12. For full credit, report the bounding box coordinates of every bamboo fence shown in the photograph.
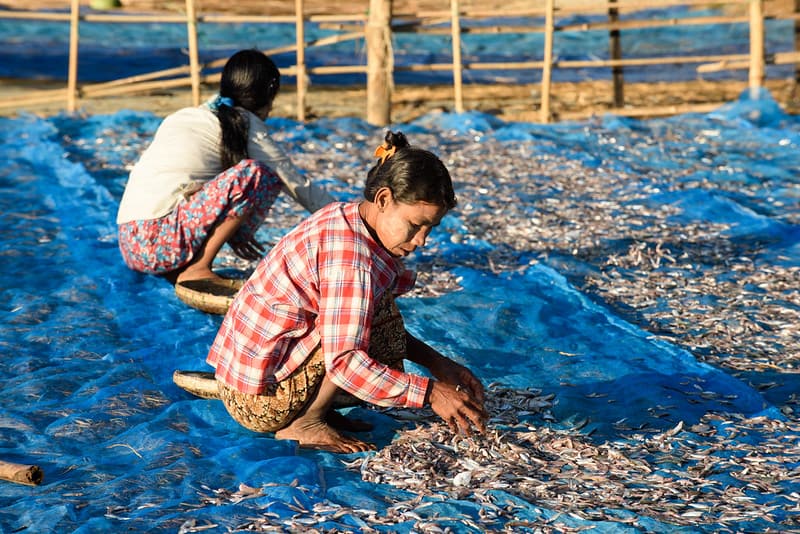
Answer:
[0,0,795,124]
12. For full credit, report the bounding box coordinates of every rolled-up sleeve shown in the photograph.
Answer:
[247,117,335,212]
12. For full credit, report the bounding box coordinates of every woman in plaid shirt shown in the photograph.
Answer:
[207,131,487,453]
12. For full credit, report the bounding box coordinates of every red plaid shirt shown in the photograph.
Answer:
[207,202,429,408]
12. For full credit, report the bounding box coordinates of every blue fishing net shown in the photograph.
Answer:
[1,86,798,532]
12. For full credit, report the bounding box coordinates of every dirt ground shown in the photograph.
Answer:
[2,0,800,122]
[4,76,800,125]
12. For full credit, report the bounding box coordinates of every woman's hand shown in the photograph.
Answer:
[405,333,487,435]
[428,356,486,407]
[427,379,487,436]
[229,236,265,261]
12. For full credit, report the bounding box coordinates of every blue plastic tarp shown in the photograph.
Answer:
[0,84,799,532]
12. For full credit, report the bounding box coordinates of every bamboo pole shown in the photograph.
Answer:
[81,76,202,98]
[202,13,366,23]
[81,64,373,100]
[393,13,752,37]
[307,65,369,75]
[558,101,724,121]
[84,30,364,95]
[366,0,393,126]
[696,57,750,73]
[74,48,768,102]
[0,10,367,24]
[396,52,751,74]
[395,0,751,19]
[185,0,201,106]
[451,0,464,113]
[86,65,193,90]
[397,61,544,71]
[67,0,80,112]
[540,0,554,123]
[405,8,548,18]
[82,14,186,22]
[749,0,765,97]
[796,0,800,89]
[556,14,750,33]
[0,90,71,110]
[9,33,368,108]
[697,50,800,73]
[296,0,307,122]
[398,53,751,75]
[609,0,624,108]
[0,11,72,20]
[556,53,744,68]
[0,7,761,33]
[0,0,757,23]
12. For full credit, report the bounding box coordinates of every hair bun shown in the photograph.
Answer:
[384,130,409,150]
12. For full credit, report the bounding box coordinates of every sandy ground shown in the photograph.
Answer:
[3,76,800,124]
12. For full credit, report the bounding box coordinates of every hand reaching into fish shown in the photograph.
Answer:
[426,379,488,436]
[424,358,488,436]
[406,332,488,435]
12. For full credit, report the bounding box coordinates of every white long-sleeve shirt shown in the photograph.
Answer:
[116,105,334,224]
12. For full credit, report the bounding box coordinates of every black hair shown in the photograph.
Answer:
[364,131,457,210]
[215,49,282,169]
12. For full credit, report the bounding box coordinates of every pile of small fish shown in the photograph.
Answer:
[192,384,799,532]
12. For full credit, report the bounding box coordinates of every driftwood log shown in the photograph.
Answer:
[0,460,43,486]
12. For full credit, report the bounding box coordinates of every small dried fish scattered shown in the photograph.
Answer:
[198,385,800,531]
[169,125,798,531]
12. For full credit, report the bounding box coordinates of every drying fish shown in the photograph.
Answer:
[183,127,798,532]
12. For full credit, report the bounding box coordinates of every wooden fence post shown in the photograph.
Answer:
[366,0,392,126]
[67,0,80,112]
[609,0,624,108]
[296,0,307,121]
[795,0,800,90]
[749,0,765,97]
[451,0,464,113]
[540,0,554,123]
[185,0,201,106]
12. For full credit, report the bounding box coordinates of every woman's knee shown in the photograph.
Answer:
[230,159,281,193]
[234,159,275,178]
[233,158,267,173]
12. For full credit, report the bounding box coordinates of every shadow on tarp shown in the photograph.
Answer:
[400,265,769,441]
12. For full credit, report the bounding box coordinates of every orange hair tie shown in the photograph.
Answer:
[374,144,396,165]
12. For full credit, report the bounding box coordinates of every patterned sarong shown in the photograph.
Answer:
[118,159,281,274]
[218,292,408,432]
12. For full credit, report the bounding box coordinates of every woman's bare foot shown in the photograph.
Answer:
[176,266,224,285]
[326,410,374,432]
[275,417,375,453]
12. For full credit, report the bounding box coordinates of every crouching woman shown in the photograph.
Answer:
[206,131,487,453]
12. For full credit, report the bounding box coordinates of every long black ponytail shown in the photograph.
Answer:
[214,49,281,170]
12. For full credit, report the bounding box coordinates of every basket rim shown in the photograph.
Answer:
[174,277,244,314]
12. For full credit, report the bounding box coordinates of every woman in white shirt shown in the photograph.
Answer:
[117,49,333,285]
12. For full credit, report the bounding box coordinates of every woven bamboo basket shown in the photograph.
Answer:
[172,370,220,399]
[174,278,245,314]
